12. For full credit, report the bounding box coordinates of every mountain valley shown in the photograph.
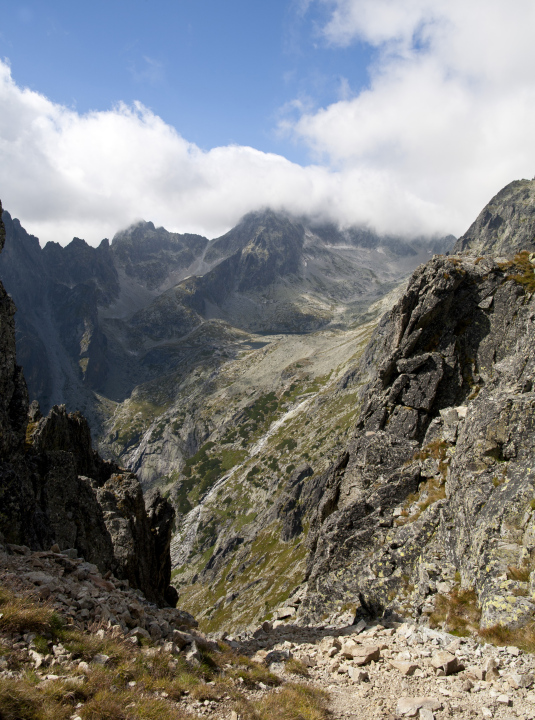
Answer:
[3,179,535,720]
[3,179,535,651]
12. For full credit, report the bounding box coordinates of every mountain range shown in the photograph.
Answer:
[3,177,535,636]
[0,208,453,485]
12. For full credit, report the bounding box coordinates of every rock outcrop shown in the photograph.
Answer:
[0,201,176,606]
[301,247,535,632]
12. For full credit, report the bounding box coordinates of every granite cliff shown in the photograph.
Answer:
[302,248,535,632]
[295,179,535,630]
[0,201,176,606]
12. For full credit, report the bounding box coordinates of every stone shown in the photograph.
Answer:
[345,644,381,666]
[466,666,485,681]
[340,639,359,657]
[159,642,174,654]
[91,654,109,665]
[481,708,493,719]
[185,641,201,666]
[483,657,499,681]
[348,667,369,683]
[497,694,511,706]
[419,710,434,720]
[430,651,461,675]
[389,660,419,676]
[130,626,150,641]
[396,697,442,717]
[264,649,292,664]
[29,650,44,668]
[276,606,296,620]
[172,629,196,648]
[445,639,461,653]
[148,622,162,640]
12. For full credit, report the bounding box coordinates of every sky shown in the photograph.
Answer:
[1,0,535,246]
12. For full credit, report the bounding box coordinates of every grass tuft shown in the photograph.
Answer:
[285,659,310,677]
[0,587,63,635]
[430,588,481,636]
[499,250,535,293]
[507,565,531,583]
[479,622,535,653]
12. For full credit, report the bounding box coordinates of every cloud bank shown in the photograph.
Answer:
[289,0,535,223]
[1,0,535,246]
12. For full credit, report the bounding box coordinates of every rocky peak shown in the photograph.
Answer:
[42,234,120,305]
[454,178,535,255]
[204,209,304,266]
[0,202,176,606]
[111,221,209,291]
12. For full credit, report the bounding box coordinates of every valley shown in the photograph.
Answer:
[3,179,535,720]
[0,206,452,631]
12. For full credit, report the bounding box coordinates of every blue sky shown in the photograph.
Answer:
[0,1,372,164]
[1,1,535,246]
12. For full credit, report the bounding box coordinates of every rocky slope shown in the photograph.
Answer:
[301,249,535,630]
[168,179,535,642]
[4,540,535,720]
[0,201,176,607]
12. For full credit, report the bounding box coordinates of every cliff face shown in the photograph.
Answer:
[301,249,535,632]
[0,201,176,606]
[0,204,29,460]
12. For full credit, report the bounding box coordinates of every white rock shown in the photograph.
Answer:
[396,697,442,717]
[389,660,419,676]
[276,607,296,620]
[348,667,369,683]
[419,710,434,720]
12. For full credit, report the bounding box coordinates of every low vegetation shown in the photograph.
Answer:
[0,583,329,720]
[0,586,63,635]
[234,683,329,720]
[500,250,535,293]
[430,582,535,653]
[430,587,481,636]
[479,623,535,654]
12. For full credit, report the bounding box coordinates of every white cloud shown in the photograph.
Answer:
[2,0,535,252]
[0,58,454,245]
[285,0,535,229]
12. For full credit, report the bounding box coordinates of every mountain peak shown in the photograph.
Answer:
[454,178,535,256]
